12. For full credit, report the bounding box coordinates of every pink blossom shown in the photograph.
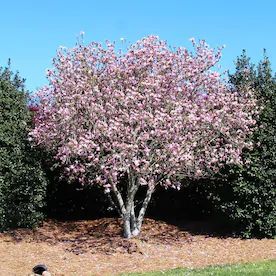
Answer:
[30,36,257,237]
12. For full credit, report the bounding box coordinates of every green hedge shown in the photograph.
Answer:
[0,63,47,230]
[207,51,276,238]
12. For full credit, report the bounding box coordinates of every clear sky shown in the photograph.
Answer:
[0,0,275,92]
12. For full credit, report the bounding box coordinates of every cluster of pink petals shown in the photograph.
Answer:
[30,36,257,190]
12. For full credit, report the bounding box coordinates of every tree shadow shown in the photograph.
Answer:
[150,215,234,238]
[0,217,195,255]
[1,182,236,255]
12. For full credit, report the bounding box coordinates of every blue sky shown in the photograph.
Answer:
[0,0,275,92]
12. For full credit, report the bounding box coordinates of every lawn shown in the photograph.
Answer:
[122,260,276,275]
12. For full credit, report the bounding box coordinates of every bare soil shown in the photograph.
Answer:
[0,218,275,275]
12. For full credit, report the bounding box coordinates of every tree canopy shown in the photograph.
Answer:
[31,36,257,237]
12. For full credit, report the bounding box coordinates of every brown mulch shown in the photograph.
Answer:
[0,218,275,275]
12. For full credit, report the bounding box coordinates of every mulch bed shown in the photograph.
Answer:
[0,218,275,275]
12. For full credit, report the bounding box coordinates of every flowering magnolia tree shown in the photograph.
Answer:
[31,36,256,238]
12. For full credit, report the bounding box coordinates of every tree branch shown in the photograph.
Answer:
[111,183,126,215]
[137,185,154,231]
[106,191,123,218]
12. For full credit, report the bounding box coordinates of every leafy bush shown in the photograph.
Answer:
[208,51,276,238]
[0,63,47,230]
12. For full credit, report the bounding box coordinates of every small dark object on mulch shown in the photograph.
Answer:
[33,264,48,275]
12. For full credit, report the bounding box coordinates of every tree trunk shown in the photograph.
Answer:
[110,174,155,238]
[123,206,139,238]
[136,186,154,232]
[130,201,138,234]
[123,213,132,238]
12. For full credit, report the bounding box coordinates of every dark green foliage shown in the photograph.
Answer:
[0,62,47,230]
[209,51,276,238]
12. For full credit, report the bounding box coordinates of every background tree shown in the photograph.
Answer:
[209,51,276,237]
[0,62,47,230]
[31,36,256,238]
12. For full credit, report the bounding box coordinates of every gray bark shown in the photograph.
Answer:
[123,213,132,238]
[125,171,139,237]
[110,173,154,238]
[106,192,122,217]
[130,202,137,231]
[136,186,154,231]
[111,183,126,214]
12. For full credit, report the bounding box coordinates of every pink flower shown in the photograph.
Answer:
[30,35,256,189]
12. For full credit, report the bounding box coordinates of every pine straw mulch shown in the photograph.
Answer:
[0,218,275,275]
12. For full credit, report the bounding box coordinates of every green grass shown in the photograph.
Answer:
[120,260,276,276]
